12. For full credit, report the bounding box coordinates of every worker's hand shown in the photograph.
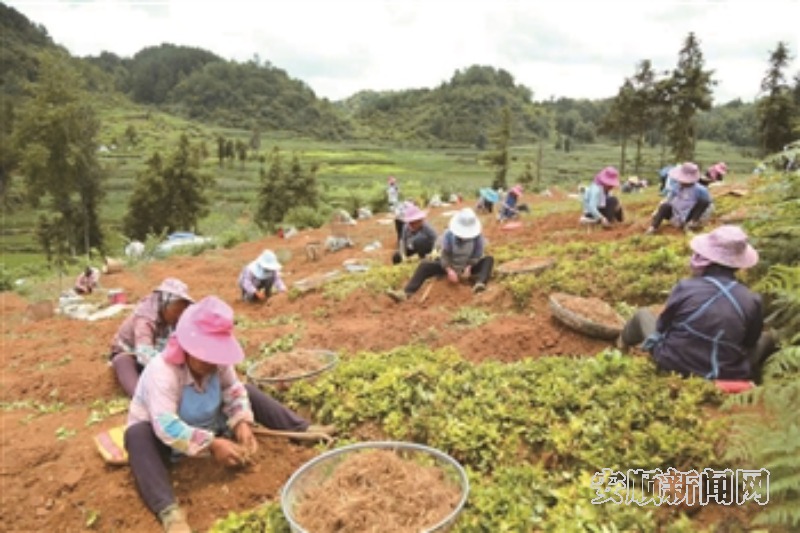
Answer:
[234,421,258,457]
[600,217,610,227]
[255,289,266,301]
[446,268,459,284]
[460,265,472,280]
[209,436,245,467]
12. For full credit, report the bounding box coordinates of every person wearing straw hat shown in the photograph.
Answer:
[125,296,335,533]
[701,161,728,186]
[238,249,286,303]
[392,204,438,264]
[475,187,499,214]
[497,184,523,223]
[580,166,624,227]
[645,162,712,235]
[387,207,494,301]
[110,278,194,398]
[618,225,775,381]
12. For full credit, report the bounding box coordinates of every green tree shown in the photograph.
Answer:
[603,80,636,175]
[757,42,797,155]
[666,33,715,161]
[255,147,288,230]
[217,136,225,167]
[123,136,213,239]
[629,60,658,174]
[486,106,511,189]
[235,139,247,170]
[11,51,105,255]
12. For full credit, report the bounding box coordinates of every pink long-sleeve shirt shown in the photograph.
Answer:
[127,356,253,456]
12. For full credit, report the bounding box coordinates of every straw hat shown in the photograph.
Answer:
[690,225,759,270]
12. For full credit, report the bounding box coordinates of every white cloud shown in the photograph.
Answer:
[7,0,800,102]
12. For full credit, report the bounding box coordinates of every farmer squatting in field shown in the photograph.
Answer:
[580,166,624,227]
[238,249,287,303]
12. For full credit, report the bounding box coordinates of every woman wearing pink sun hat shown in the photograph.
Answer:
[580,166,624,227]
[646,162,713,234]
[109,278,194,397]
[125,296,335,532]
[392,203,438,264]
[619,225,775,382]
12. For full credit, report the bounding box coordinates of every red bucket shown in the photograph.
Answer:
[108,289,127,305]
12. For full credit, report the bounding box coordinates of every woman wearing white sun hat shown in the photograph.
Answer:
[237,249,286,302]
[387,207,494,301]
[619,225,775,381]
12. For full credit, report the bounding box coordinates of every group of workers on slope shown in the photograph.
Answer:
[102,158,765,531]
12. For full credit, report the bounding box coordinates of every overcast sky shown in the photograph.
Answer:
[7,0,800,103]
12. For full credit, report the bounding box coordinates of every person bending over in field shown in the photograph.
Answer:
[392,204,438,264]
[580,166,623,227]
[238,249,286,303]
[646,162,712,234]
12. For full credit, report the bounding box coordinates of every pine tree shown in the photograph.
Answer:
[757,42,797,155]
[123,136,213,239]
[665,33,715,161]
[485,106,511,190]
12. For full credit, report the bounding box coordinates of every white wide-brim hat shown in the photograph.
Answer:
[448,208,482,239]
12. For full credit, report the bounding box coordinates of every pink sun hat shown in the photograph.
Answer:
[713,162,728,175]
[403,204,428,223]
[669,162,700,184]
[169,296,244,365]
[690,225,759,270]
[509,184,523,196]
[593,166,620,187]
[156,277,194,302]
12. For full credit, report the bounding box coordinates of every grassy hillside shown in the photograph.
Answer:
[0,89,759,271]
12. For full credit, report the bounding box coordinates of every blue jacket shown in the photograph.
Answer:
[652,267,763,380]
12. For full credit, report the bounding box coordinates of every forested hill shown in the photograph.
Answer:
[338,66,548,145]
[85,44,355,140]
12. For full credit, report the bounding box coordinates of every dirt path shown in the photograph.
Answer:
[0,190,664,532]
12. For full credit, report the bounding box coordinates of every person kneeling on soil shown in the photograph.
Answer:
[238,249,286,303]
[497,184,523,223]
[387,207,494,301]
[125,296,335,533]
[74,266,101,295]
[580,166,623,227]
[392,204,437,264]
[110,278,194,398]
[646,162,712,235]
[619,225,775,381]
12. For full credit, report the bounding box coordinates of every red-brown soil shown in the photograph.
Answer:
[0,192,677,532]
